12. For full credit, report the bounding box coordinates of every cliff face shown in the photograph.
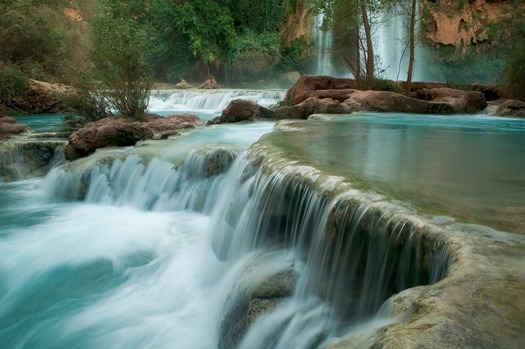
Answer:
[420,0,521,49]
[280,0,313,48]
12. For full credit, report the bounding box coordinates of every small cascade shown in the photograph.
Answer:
[0,136,66,182]
[211,154,450,348]
[42,145,241,213]
[149,90,285,120]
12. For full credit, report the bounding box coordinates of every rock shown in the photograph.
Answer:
[490,99,525,118]
[11,79,73,113]
[344,90,431,114]
[209,99,263,124]
[199,76,220,89]
[208,99,286,124]
[175,79,194,89]
[283,75,358,106]
[415,87,488,113]
[0,106,30,141]
[420,0,515,49]
[219,269,296,349]
[65,114,204,161]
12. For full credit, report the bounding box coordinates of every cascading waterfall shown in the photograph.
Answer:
[149,90,286,121]
[313,8,430,81]
[1,124,450,348]
[211,154,450,348]
[314,13,335,77]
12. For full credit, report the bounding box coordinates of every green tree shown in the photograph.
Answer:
[90,0,153,120]
[313,0,392,88]
[0,0,90,109]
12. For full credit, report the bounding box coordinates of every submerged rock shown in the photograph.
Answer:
[65,114,204,161]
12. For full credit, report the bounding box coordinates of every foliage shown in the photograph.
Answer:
[0,62,28,109]
[229,0,288,33]
[61,73,110,130]
[226,31,280,82]
[0,0,91,109]
[89,0,153,120]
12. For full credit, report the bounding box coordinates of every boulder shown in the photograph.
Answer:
[208,99,263,125]
[414,87,488,113]
[0,106,30,141]
[65,114,204,161]
[11,79,73,113]
[283,75,358,106]
[199,76,220,89]
[490,99,525,118]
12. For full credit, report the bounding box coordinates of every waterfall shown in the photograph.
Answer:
[149,90,286,121]
[23,135,450,349]
[0,137,66,182]
[312,8,430,81]
[211,153,450,348]
[314,13,335,77]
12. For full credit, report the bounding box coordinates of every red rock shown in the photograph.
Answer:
[0,105,30,141]
[65,114,204,160]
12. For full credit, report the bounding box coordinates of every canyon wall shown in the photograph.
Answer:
[420,0,522,50]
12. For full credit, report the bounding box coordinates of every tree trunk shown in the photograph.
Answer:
[406,0,417,92]
[360,1,374,89]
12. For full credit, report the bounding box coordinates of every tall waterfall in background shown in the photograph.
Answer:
[313,10,431,81]
[314,13,335,77]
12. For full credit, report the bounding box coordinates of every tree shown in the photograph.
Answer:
[90,0,153,120]
[314,0,393,89]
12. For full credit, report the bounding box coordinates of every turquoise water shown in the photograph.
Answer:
[271,113,525,233]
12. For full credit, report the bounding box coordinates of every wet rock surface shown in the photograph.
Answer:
[0,133,67,181]
[490,99,525,118]
[219,269,296,349]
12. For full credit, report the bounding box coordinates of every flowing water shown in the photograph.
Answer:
[6,91,509,348]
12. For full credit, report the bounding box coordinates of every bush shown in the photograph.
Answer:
[226,31,280,82]
[0,63,29,110]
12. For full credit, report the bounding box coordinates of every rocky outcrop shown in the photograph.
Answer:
[283,75,358,106]
[488,99,525,118]
[65,114,204,161]
[414,87,488,113]
[420,0,519,49]
[216,76,489,122]
[281,0,312,48]
[11,79,73,114]
[0,106,30,141]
